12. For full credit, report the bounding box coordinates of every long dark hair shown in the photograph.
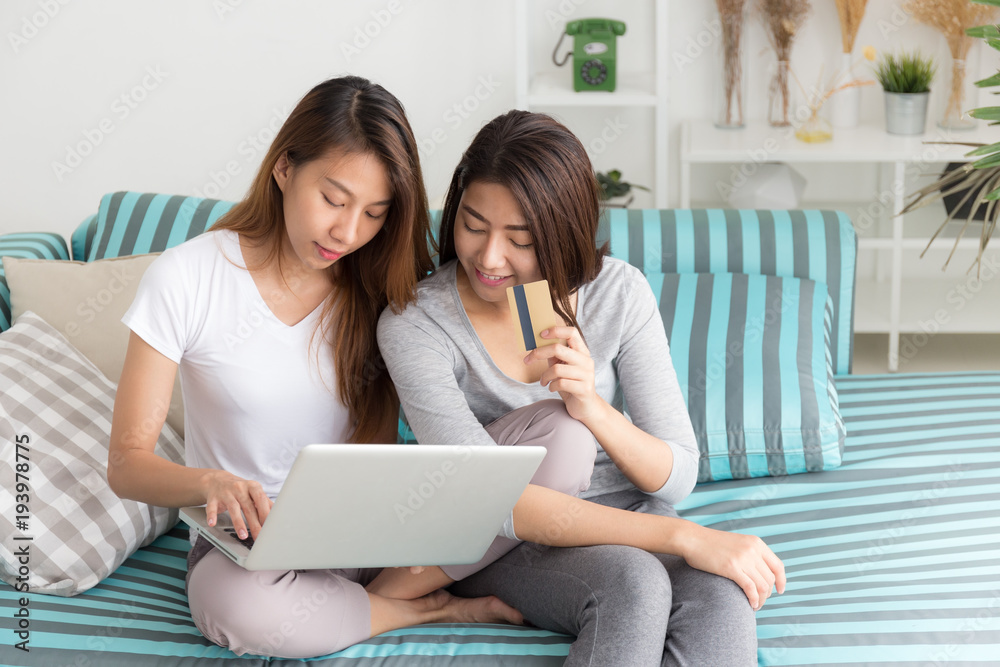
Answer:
[437,110,607,332]
[213,76,433,443]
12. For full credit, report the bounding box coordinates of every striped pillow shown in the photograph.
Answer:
[653,272,845,483]
[83,192,235,261]
[598,209,857,375]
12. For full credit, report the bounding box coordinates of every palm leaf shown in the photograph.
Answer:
[938,172,998,270]
[969,106,1000,121]
[965,140,1000,156]
[971,151,1000,168]
[967,24,1000,39]
[902,161,1000,275]
[975,72,1000,88]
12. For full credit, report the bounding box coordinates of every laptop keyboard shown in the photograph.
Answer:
[223,527,255,550]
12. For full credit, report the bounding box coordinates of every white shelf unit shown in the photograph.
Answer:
[514,0,669,207]
[680,118,1000,372]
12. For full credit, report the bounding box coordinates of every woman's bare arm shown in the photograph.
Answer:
[368,484,785,610]
[108,332,272,539]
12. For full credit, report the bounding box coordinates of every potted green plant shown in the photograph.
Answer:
[873,50,936,135]
[596,169,650,207]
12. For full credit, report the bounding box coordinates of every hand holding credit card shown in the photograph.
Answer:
[506,280,565,352]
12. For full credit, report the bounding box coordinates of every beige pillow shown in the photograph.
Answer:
[5,255,184,439]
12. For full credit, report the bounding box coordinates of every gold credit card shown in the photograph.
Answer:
[506,280,561,352]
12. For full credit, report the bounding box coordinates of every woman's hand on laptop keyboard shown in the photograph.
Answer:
[200,469,274,540]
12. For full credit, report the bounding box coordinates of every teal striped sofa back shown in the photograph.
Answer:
[70,192,442,262]
[8,195,858,376]
[73,192,236,261]
[0,233,70,331]
[597,209,856,375]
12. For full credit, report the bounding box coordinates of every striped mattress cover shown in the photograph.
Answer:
[2,372,998,666]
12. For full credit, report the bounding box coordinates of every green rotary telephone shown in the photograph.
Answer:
[552,18,626,92]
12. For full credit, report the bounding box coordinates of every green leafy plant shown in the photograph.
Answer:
[902,0,1000,274]
[873,50,936,93]
[595,169,650,203]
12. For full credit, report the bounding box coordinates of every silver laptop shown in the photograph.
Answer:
[179,444,545,571]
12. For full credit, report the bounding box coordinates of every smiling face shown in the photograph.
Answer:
[453,180,542,309]
[272,149,392,274]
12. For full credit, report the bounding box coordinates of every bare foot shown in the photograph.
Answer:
[421,589,524,626]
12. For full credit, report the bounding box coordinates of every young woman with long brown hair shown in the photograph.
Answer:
[107,76,524,659]
[376,110,786,666]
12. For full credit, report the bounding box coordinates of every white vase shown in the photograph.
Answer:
[828,53,861,128]
[767,60,795,127]
[937,52,979,131]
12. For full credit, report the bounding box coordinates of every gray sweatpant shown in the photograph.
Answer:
[184,399,596,658]
[447,403,758,667]
[450,489,759,667]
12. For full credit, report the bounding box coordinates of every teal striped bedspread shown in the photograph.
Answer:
[2,372,998,666]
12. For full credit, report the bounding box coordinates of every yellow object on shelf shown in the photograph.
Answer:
[795,127,833,143]
[796,115,833,143]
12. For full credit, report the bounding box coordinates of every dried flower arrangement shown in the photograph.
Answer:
[903,0,999,128]
[834,0,868,54]
[757,0,812,126]
[716,0,749,127]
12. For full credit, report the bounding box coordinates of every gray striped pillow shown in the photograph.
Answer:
[597,208,857,375]
[0,311,183,596]
[654,272,845,482]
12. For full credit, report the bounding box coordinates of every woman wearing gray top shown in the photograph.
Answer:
[374,111,785,666]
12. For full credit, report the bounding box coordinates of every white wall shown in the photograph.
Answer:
[2,0,996,239]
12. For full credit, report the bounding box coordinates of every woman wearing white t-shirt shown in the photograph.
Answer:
[106,76,526,658]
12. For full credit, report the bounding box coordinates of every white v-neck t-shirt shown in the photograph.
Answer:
[122,230,352,500]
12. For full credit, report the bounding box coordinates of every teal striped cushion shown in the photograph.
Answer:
[678,371,1000,665]
[84,192,236,261]
[0,232,70,331]
[70,214,97,261]
[598,209,857,376]
[655,272,845,482]
[75,195,431,263]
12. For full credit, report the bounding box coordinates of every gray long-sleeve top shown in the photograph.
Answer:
[377,258,699,523]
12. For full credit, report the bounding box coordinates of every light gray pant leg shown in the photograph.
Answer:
[449,541,671,667]
[440,399,596,581]
[186,545,378,658]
